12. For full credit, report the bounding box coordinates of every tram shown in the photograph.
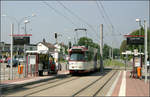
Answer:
[68,46,100,73]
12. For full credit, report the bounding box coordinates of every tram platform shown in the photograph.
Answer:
[111,70,149,96]
[0,70,69,93]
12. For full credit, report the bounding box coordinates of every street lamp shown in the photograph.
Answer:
[136,18,148,83]
[144,20,148,83]
[136,18,142,67]
[23,19,30,77]
[2,14,36,34]
[24,20,30,34]
[136,18,141,22]
[68,37,71,49]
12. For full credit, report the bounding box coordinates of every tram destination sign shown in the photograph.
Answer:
[127,37,144,45]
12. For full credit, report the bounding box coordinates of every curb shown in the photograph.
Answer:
[0,73,70,93]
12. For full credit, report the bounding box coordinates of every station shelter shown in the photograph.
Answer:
[25,42,56,76]
[122,50,144,79]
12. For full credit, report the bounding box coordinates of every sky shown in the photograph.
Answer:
[1,0,149,48]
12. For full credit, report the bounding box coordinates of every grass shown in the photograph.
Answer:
[104,59,125,67]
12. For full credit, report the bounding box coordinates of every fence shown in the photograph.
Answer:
[0,63,25,80]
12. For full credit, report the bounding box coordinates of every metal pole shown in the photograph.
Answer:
[25,23,27,34]
[111,26,113,60]
[0,23,2,42]
[86,31,87,38]
[24,22,27,77]
[144,20,147,83]
[76,31,78,45]
[18,23,20,34]
[100,24,103,57]
[112,47,113,60]
[100,24,104,72]
[139,22,142,69]
[74,37,76,45]
[139,21,142,53]
[109,48,111,59]
[125,54,127,71]
[24,44,26,77]
[10,23,14,80]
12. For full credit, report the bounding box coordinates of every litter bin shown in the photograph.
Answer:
[137,67,141,79]
[18,64,23,74]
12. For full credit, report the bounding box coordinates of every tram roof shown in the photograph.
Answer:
[70,46,88,52]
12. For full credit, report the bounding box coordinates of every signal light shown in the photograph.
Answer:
[55,33,57,39]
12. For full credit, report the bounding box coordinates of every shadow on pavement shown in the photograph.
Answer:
[1,75,69,95]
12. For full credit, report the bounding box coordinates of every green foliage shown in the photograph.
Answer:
[103,44,111,59]
[77,37,99,48]
[120,27,150,59]
[113,48,120,59]
[78,37,120,60]
[78,37,93,47]
[104,59,125,67]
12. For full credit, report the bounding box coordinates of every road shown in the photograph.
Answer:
[2,68,120,96]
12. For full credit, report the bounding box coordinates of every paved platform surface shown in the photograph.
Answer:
[0,70,149,96]
[111,70,150,96]
[0,70,69,93]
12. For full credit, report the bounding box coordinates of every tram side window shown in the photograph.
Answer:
[87,52,93,61]
[85,52,88,61]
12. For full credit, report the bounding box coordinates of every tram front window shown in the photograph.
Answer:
[70,53,84,61]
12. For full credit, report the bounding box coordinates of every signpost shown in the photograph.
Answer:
[11,34,32,78]
[13,37,30,45]
[127,37,144,45]
[125,35,144,45]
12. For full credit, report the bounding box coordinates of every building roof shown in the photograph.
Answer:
[39,42,56,49]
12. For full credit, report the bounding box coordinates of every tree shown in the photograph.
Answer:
[113,48,120,59]
[103,44,111,59]
[78,37,94,47]
[120,27,150,59]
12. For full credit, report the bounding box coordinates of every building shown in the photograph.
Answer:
[54,42,67,61]
[37,42,55,53]
[0,41,37,57]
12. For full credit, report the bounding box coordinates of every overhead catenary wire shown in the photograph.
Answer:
[96,1,122,48]
[101,2,123,48]
[95,1,111,32]
[57,1,100,42]
[95,1,113,47]
[98,1,122,37]
[42,1,79,28]
[42,1,100,44]
[98,1,114,29]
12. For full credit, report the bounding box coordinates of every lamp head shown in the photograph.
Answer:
[31,13,36,17]
[136,18,141,22]
[24,20,30,23]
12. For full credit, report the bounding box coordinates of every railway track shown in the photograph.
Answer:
[23,71,105,96]
[3,75,82,96]
[3,67,119,96]
[72,70,118,97]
